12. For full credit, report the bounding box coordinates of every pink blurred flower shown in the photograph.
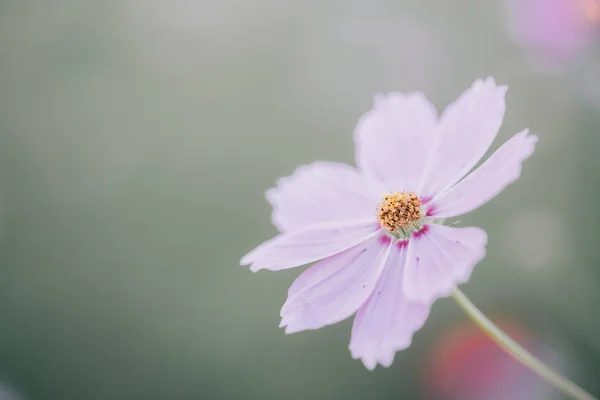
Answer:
[424,318,562,400]
[508,0,600,66]
[241,78,537,369]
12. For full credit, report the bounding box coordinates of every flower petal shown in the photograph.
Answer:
[241,220,380,272]
[429,130,538,218]
[354,92,438,192]
[419,78,507,198]
[403,225,487,302]
[267,162,386,232]
[349,240,431,370]
[280,235,392,334]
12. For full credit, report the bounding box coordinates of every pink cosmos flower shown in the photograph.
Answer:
[507,0,600,66]
[241,78,538,370]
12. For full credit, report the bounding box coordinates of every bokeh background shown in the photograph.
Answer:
[0,1,599,399]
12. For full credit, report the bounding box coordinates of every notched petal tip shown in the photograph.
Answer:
[248,264,262,273]
[349,349,378,370]
[239,239,271,270]
[356,87,438,191]
[240,251,255,267]
[481,76,507,90]
[351,339,413,371]
[521,130,539,153]
[279,316,302,334]
[363,361,377,371]
[471,77,508,97]
[264,186,277,205]
[240,253,265,272]
[283,325,302,335]
[372,92,386,106]
[370,91,437,118]
[520,128,538,142]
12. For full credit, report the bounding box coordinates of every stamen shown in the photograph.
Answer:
[377,192,423,232]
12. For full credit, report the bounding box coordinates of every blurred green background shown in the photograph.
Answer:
[0,0,598,399]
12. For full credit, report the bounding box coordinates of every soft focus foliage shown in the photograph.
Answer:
[0,0,599,399]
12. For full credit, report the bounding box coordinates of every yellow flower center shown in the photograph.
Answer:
[376,192,423,232]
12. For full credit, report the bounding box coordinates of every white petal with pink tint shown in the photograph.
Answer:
[240,220,380,272]
[267,162,386,232]
[354,92,438,192]
[280,235,392,334]
[350,241,431,370]
[430,130,538,218]
[420,78,507,198]
[403,225,487,302]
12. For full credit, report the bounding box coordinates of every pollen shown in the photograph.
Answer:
[377,192,423,232]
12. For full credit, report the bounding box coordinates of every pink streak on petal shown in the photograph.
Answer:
[378,235,392,246]
[267,161,386,232]
[349,241,431,370]
[413,224,429,239]
[403,225,487,302]
[279,234,392,334]
[396,240,408,249]
[354,92,438,192]
[425,206,437,217]
[430,130,538,218]
[507,0,593,65]
[241,220,380,272]
[419,78,507,198]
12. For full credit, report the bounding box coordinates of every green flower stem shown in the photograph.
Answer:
[451,288,596,400]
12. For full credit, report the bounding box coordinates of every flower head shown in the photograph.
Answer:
[507,0,600,67]
[241,78,538,369]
